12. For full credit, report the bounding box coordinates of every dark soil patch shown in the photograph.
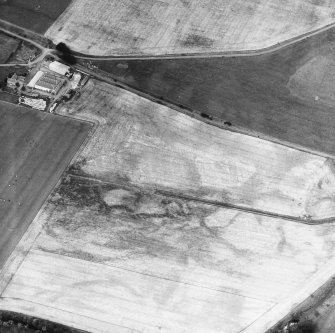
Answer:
[0,101,91,268]
[46,173,231,268]
[0,32,20,63]
[179,33,214,48]
[91,26,335,156]
[0,310,88,332]
[0,91,19,103]
[0,0,71,34]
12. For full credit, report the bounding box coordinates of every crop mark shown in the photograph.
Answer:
[180,34,214,48]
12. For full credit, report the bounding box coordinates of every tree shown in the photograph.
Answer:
[55,42,76,65]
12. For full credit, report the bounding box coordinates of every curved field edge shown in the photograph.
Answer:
[45,0,335,56]
[98,24,335,163]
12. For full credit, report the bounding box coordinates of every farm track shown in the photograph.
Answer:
[2,18,335,333]
[3,21,335,162]
[67,174,335,225]
[2,17,335,62]
[3,21,335,224]
[73,63,335,162]
[0,22,52,67]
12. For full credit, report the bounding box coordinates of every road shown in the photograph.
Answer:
[2,17,335,62]
[73,19,335,60]
[3,19,335,226]
[0,22,52,67]
[2,17,335,333]
[3,19,335,162]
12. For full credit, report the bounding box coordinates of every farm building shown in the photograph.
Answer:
[7,73,25,89]
[19,96,46,111]
[49,61,70,76]
[70,73,81,89]
[27,70,64,95]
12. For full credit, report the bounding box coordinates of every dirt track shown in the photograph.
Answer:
[96,25,335,158]
[0,101,91,268]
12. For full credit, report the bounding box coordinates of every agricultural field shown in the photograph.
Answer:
[45,0,335,56]
[6,41,41,64]
[0,31,20,63]
[0,91,18,104]
[268,275,335,332]
[98,24,335,158]
[3,179,335,333]
[2,85,335,332]
[0,101,91,268]
[55,79,335,220]
[0,0,71,34]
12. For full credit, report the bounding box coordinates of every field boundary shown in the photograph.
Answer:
[0,102,96,296]
[3,15,335,60]
[242,256,335,333]
[74,65,335,162]
[0,296,134,333]
[67,173,335,225]
[72,20,335,59]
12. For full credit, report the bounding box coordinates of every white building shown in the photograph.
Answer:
[70,73,81,89]
[27,70,63,95]
[27,71,44,89]
[49,61,70,76]
[19,96,46,111]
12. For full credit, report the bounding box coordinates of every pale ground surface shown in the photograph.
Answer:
[288,52,335,107]
[45,0,335,56]
[3,81,335,333]
[56,80,335,219]
[0,177,335,333]
[2,174,335,333]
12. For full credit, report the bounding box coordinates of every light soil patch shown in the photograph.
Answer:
[2,84,335,333]
[45,0,335,56]
[288,52,335,107]
[57,79,335,219]
[2,179,335,333]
